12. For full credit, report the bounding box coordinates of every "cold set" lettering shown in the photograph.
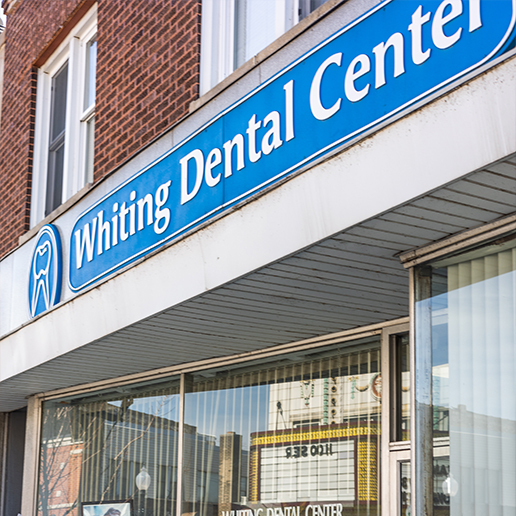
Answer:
[309,0,482,119]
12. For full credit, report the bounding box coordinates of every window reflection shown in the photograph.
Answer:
[419,238,516,515]
[37,338,385,516]
[394,334,410,442]
[400,462,410,516]
[85,37,97,111]
[37,382,180,516]
[184,338,382,516]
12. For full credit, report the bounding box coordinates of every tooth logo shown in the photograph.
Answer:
[28,225,63,318]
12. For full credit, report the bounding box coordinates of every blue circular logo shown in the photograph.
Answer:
[28,224,63,318]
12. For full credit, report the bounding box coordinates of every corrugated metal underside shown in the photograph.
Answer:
[2,156,515,410]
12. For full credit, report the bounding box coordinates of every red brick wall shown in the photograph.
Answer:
[0,0,202,259]
[0,0,83,258]
[94,0,202,180]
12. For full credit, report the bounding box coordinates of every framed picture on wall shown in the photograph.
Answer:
[81,501,132,516]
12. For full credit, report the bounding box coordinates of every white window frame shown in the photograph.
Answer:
[31,4,97,227]
[200,0,301,96]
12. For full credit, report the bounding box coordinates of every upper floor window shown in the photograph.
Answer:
[200,0,329,95]
[31,5,97,225]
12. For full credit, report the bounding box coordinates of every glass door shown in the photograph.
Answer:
[389,449,411,516]
[381,326,411,516]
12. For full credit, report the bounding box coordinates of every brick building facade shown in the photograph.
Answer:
[0,0,201,258]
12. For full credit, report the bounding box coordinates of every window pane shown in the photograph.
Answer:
[400,461,411,516]
[396,334,410,442]
[234,0,331,69]
[85,116,95,183]
[50,62,68,143]
[235,0,277,68]
[85,37,97,110]
[299,0,329,20]
[46,61,68,215]
[45,139,65,215]
[202,0,330,94]
[37,380,180,516]
[183,338,382,516]
[416,238,516,515]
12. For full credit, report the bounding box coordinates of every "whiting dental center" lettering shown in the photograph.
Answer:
[220,504,344,516]
[179,0,482,205]
[74,180,171,269]
[180,81,294,205]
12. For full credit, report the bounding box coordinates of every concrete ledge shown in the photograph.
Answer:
[18,183,93,246]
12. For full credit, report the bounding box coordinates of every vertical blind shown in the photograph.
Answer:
[444,246,516,515]
[38,382,180,516]
[183,341,382,516]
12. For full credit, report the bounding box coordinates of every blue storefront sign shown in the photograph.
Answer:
[69,0,516,291]
[29,225,63,317]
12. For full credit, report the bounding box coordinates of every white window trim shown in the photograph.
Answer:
[200,0,301,96]
[31,4,97,227]
[200,0,235,96]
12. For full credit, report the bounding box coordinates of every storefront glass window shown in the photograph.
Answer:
[37,380,180,516]
[36,338,384,516]
[415,237,516,515]
[183,337,382,516]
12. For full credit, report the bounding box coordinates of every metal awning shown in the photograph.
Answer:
[1,154,514,411]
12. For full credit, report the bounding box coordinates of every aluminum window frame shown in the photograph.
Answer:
[380,321,411,516]
[22,317,409,515]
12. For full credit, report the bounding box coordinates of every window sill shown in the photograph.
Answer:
[19,182,93,246]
